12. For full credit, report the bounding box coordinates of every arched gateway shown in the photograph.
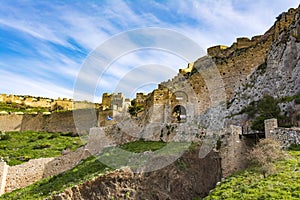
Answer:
[172,105,187,123]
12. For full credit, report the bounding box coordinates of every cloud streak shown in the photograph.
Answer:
[0,0,298,100]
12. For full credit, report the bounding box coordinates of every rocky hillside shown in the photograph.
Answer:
[52,146,221,200]
[228,6,300,129]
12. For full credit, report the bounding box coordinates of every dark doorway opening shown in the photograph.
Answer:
[172,105,187,123]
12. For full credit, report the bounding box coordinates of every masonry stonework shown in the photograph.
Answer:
[264,118,278,138]
[220,125,253,178]
[0,162,8,195]
[4,158,54,193]
[265,118,300,148]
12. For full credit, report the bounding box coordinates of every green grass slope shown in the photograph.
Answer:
[0,141,174,199]
[0,131,83,165]
[204,149,300,200]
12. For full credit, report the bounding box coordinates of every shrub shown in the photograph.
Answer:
[60,132,77,137]
[257,62,267,75]
[288,144,300,151]
[33,143,51,149]
[248,95,281,131]
[0,134,10,141]
[248,138,286,177]
[37,135,45,139]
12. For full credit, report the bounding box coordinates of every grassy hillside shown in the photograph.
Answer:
[0,131,84,165]
[204,148,300,200]
[0,156,109,200]
[0,141,173,199]
[3,140,298,199]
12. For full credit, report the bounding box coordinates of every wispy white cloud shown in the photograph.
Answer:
[0,69,74,98]
[0,0,298,100]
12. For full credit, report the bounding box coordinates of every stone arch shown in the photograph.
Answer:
[172,91,189,104]
[172,105,187,123]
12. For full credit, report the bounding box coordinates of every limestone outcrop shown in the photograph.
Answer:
[228,6,300,127]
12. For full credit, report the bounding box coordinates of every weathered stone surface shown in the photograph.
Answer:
[227,7,300,126]
[0,109,98,134]
[52,148,221,200]
[4,158,54,193]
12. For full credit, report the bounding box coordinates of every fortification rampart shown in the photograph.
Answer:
[145,6,299,120]
[207,8,296,59]
[0,110,99,134]
[0,94,99,111]
[0,114,23,132]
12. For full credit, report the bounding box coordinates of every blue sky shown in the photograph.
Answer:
[0,0,298,102]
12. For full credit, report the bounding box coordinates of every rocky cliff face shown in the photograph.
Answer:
[228,6,300,126]
[52,148,221,200]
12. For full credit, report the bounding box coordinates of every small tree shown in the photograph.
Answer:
[248,138,286,177]
[250,95,281,131]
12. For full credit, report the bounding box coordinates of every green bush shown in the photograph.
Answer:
[279,124,293,128]
[288,144,300,151]
[249,95,281,131]
[0,134,10,141]
[128,99,144,117]
[257,62,267,75]
[33,143,51,149]
[37,135,45,139]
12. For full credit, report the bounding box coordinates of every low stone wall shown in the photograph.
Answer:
[42,147,90,178]
[270,127,300,148]
[4,158,54,193]
[0,162,8,195]
[265,118,300,148]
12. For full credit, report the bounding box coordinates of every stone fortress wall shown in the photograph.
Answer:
[0,7,297,129]
[1,3,296,128]
[138,6,298,124]
[3,158,54,194]
[0,6,299,196]
[0,110,98,134]
[101,92,131,111]
[0,94,98,112]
